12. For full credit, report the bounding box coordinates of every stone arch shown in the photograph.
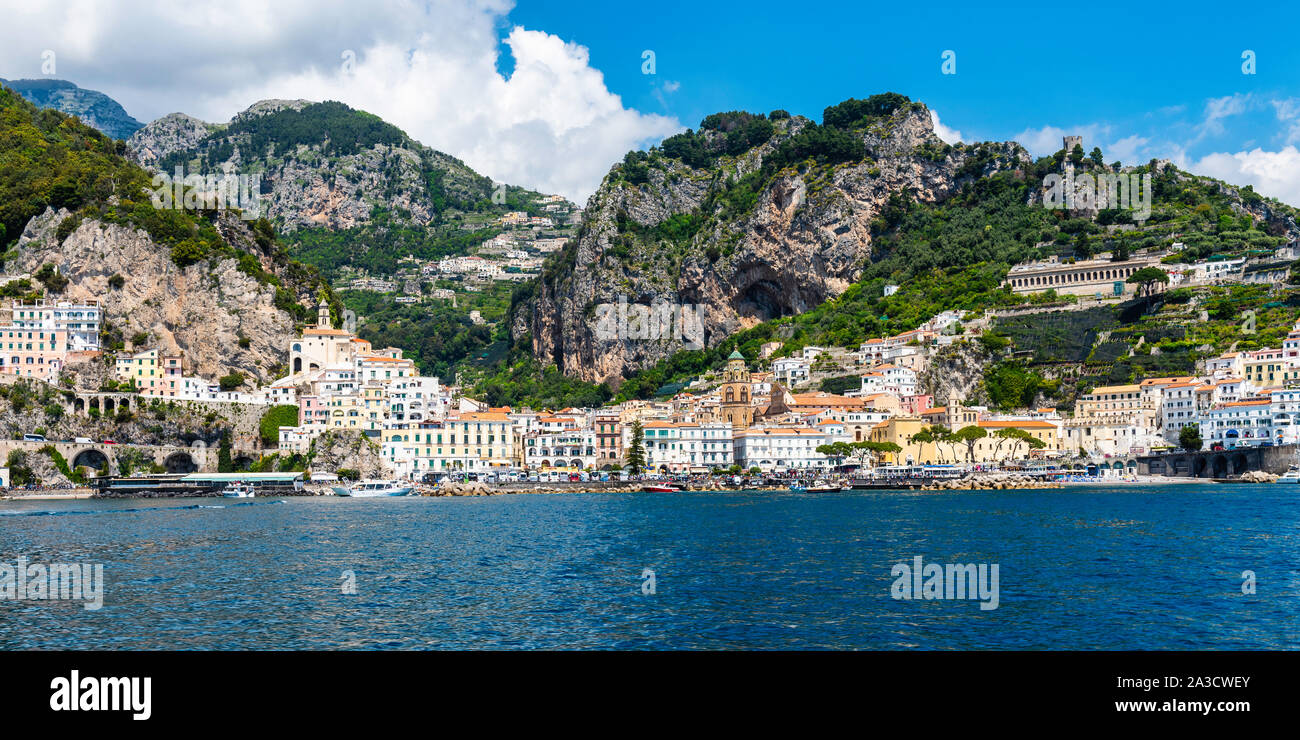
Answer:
[73,397,85,414]
[1230,452,1248,475]
[570,459,582,469]
[164,451,198,473]
[103,397,115,414]
[1210,454,1228,478]
[72,448,109,472]
[233,455,255,471]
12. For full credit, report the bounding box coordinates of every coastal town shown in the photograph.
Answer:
[6,248,1298,486]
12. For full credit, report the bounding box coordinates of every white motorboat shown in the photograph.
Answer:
[1278,465,1300,484]
[222,481,255,498]
[806,479,841,493]
[332,480,413,497]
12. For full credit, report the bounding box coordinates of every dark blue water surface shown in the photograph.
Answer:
[1,484,1297,649]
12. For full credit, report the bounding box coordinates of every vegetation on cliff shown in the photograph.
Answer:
[0,84,336,326]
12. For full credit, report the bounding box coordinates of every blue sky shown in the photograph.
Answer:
[506,0,1300,202]
[2,0,1298,203]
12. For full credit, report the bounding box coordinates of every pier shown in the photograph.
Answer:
[1135,443,1300,478]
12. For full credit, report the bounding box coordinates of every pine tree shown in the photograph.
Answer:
[625,420,646,474]
[217,433,234,473]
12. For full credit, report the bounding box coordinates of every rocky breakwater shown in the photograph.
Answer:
[922,473,1061,491]
[1236,470,1279,483]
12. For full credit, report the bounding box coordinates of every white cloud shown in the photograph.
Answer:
[1103,135,1150,166]
[1198,93,1254,139]
[1270,97,1300,146]
[929,110,962,144]
[0,0,680,202]
[1187,147,1300,208]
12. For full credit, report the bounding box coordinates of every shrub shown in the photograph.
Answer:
[259,404,300,446]
[218,372,245,392]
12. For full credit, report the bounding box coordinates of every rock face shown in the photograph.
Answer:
[307,430,389,478]
[1,78,143,140]
[0,378,233,449]
[125,112,222,170]
[12,208,306,385]
[525,102,1025,386]
[127,99,524,232]
[919,341,996,403]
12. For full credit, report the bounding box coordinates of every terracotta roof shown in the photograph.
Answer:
[978,420,1057,429]
[460,412,510,421]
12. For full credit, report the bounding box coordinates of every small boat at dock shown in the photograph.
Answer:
[641,483,680,493]
[332,480,413,497]
[221,481,255,498]
[791,479,840,493]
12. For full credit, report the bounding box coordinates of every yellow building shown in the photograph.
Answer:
[869,418,1061,465]
[114,349,182,394]
[1242,352,1288,390]
[410,412,516,472]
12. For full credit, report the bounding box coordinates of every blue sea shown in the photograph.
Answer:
[1,484,1297,649]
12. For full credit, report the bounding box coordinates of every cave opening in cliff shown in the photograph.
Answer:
[736,280,792,322]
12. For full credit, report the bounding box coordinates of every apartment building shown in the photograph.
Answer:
[0,299,101,381]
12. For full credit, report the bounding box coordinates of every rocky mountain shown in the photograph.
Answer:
[126,112,222,170]
[1,78,143,140]
[521,93,1300,393]
[0,83,336,387]
[522,95,1023,386]
[127,99,550,233]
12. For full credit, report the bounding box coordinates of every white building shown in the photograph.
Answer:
[734,427,835,473]
[627,421,735,473]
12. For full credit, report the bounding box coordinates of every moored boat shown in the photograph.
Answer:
[1278,465,1300,484]
[641,483,680,493]
[332,480,413,497]
[221,481,255,498]
[806,480,841,493]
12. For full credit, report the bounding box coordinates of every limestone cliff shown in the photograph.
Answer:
[307,429,389,477]
[12,207,311,385]
[525,98,1025,386]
